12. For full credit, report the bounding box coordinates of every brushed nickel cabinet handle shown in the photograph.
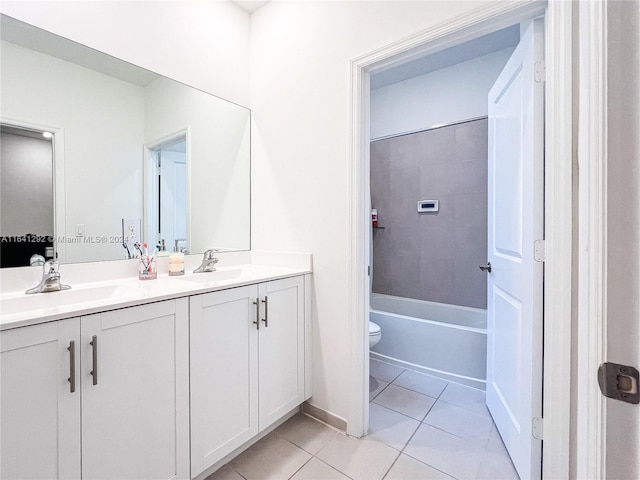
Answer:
[67,340,76,393]
[261,296,268,327]
[252,299,260,330]
[90,335,98,385]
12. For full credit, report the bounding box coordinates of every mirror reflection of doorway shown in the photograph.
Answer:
[149,134,187,253]
[0,124,55,267]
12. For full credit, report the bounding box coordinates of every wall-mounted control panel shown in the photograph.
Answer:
[417,200,439,213]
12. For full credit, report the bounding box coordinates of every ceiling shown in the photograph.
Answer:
[371,24,520,90]
[230,1,271,14]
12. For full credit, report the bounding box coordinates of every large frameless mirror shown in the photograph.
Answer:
[0,14,251,268]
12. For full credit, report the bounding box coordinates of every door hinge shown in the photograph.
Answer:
[532,417,544,440]
[535,60,545,83]
[534,240,545,262]
[367,265,371,277]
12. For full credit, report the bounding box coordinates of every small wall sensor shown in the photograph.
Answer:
[417,200,439,213]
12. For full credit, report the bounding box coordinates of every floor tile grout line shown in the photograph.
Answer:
[376,382,440,403]
[419,394,437,423]
[278,435,323,458]
[386,382,440,399]
[369,377,393,402]
[421,401,496,447]
[371,383,439,422]
[309,454,356,480]
[389,372,450,400]
[399,449,461,480]
[437,397,492,417]
[285,454,314,480]
[380,449,402,480]
[233,362,504,480]
[228,464,249,480]
[370,358,406,384]
[416,421,466,441]
[370,360,504,479]
[369,399,430,425]
[370,399,431,423]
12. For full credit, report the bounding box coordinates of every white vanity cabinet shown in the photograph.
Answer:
[0,298,190,480]
[1,266,311,480]
[257,276,306,429]
[0,318,82,479]
[80,299,190,480]
[190,276,308,477]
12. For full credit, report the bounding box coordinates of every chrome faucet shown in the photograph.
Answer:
[25,260,71,294]
[193,249,219,273]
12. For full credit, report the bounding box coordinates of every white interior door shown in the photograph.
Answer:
[160,149,187,252]
[486,18,544,480]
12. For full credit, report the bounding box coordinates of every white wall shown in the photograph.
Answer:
[370,48,513,139]
[0,132,53,236]
[1,41,145,263]
[250,0,488,424]
[606,1,640,478]
[0,0,251,107]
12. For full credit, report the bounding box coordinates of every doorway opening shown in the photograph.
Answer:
[0,123,55,267]
[146,131,188,254]
[361,11,546,480]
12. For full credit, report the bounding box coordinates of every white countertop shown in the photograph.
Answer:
[0,252,312,331]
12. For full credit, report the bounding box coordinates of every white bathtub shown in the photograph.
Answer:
[370,293,487,389]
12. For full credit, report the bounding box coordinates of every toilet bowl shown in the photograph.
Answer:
[369,321,381,348]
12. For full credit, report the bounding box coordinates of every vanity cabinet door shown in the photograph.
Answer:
[258,276,305,431]
[190,285,259,478]
[0,318,81,480]
[80,299,189,480]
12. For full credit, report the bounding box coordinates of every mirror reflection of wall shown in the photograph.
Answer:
[1,37,144,264]
[0,125,54,267]
[0,14,251,268]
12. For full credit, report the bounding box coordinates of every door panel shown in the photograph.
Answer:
[258,277,305,430]
[190,285,259,477]
[81,299,189,480]
[0,319,81,479]
[486,18,544,480]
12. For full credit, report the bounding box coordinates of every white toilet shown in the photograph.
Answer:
[369,321,381,348]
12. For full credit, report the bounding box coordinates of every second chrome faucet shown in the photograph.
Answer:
[193,249,219,273]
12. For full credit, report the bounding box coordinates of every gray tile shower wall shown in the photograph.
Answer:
[371,118,488,309]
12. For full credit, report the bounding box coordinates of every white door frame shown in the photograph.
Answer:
[575,1,608,478]
[348,2,574,479]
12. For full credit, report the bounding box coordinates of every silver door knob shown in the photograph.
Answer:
[479,262,492,272]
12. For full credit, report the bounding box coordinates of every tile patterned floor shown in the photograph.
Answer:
[206,359,519,480]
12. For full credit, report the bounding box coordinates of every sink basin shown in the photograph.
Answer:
[1,285,141,316]
[182,268,245,284]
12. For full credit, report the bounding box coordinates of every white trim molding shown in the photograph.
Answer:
[541,2,574,479]
[349,2,574,479]
[575,0,608,478]
[347,51,370,437]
